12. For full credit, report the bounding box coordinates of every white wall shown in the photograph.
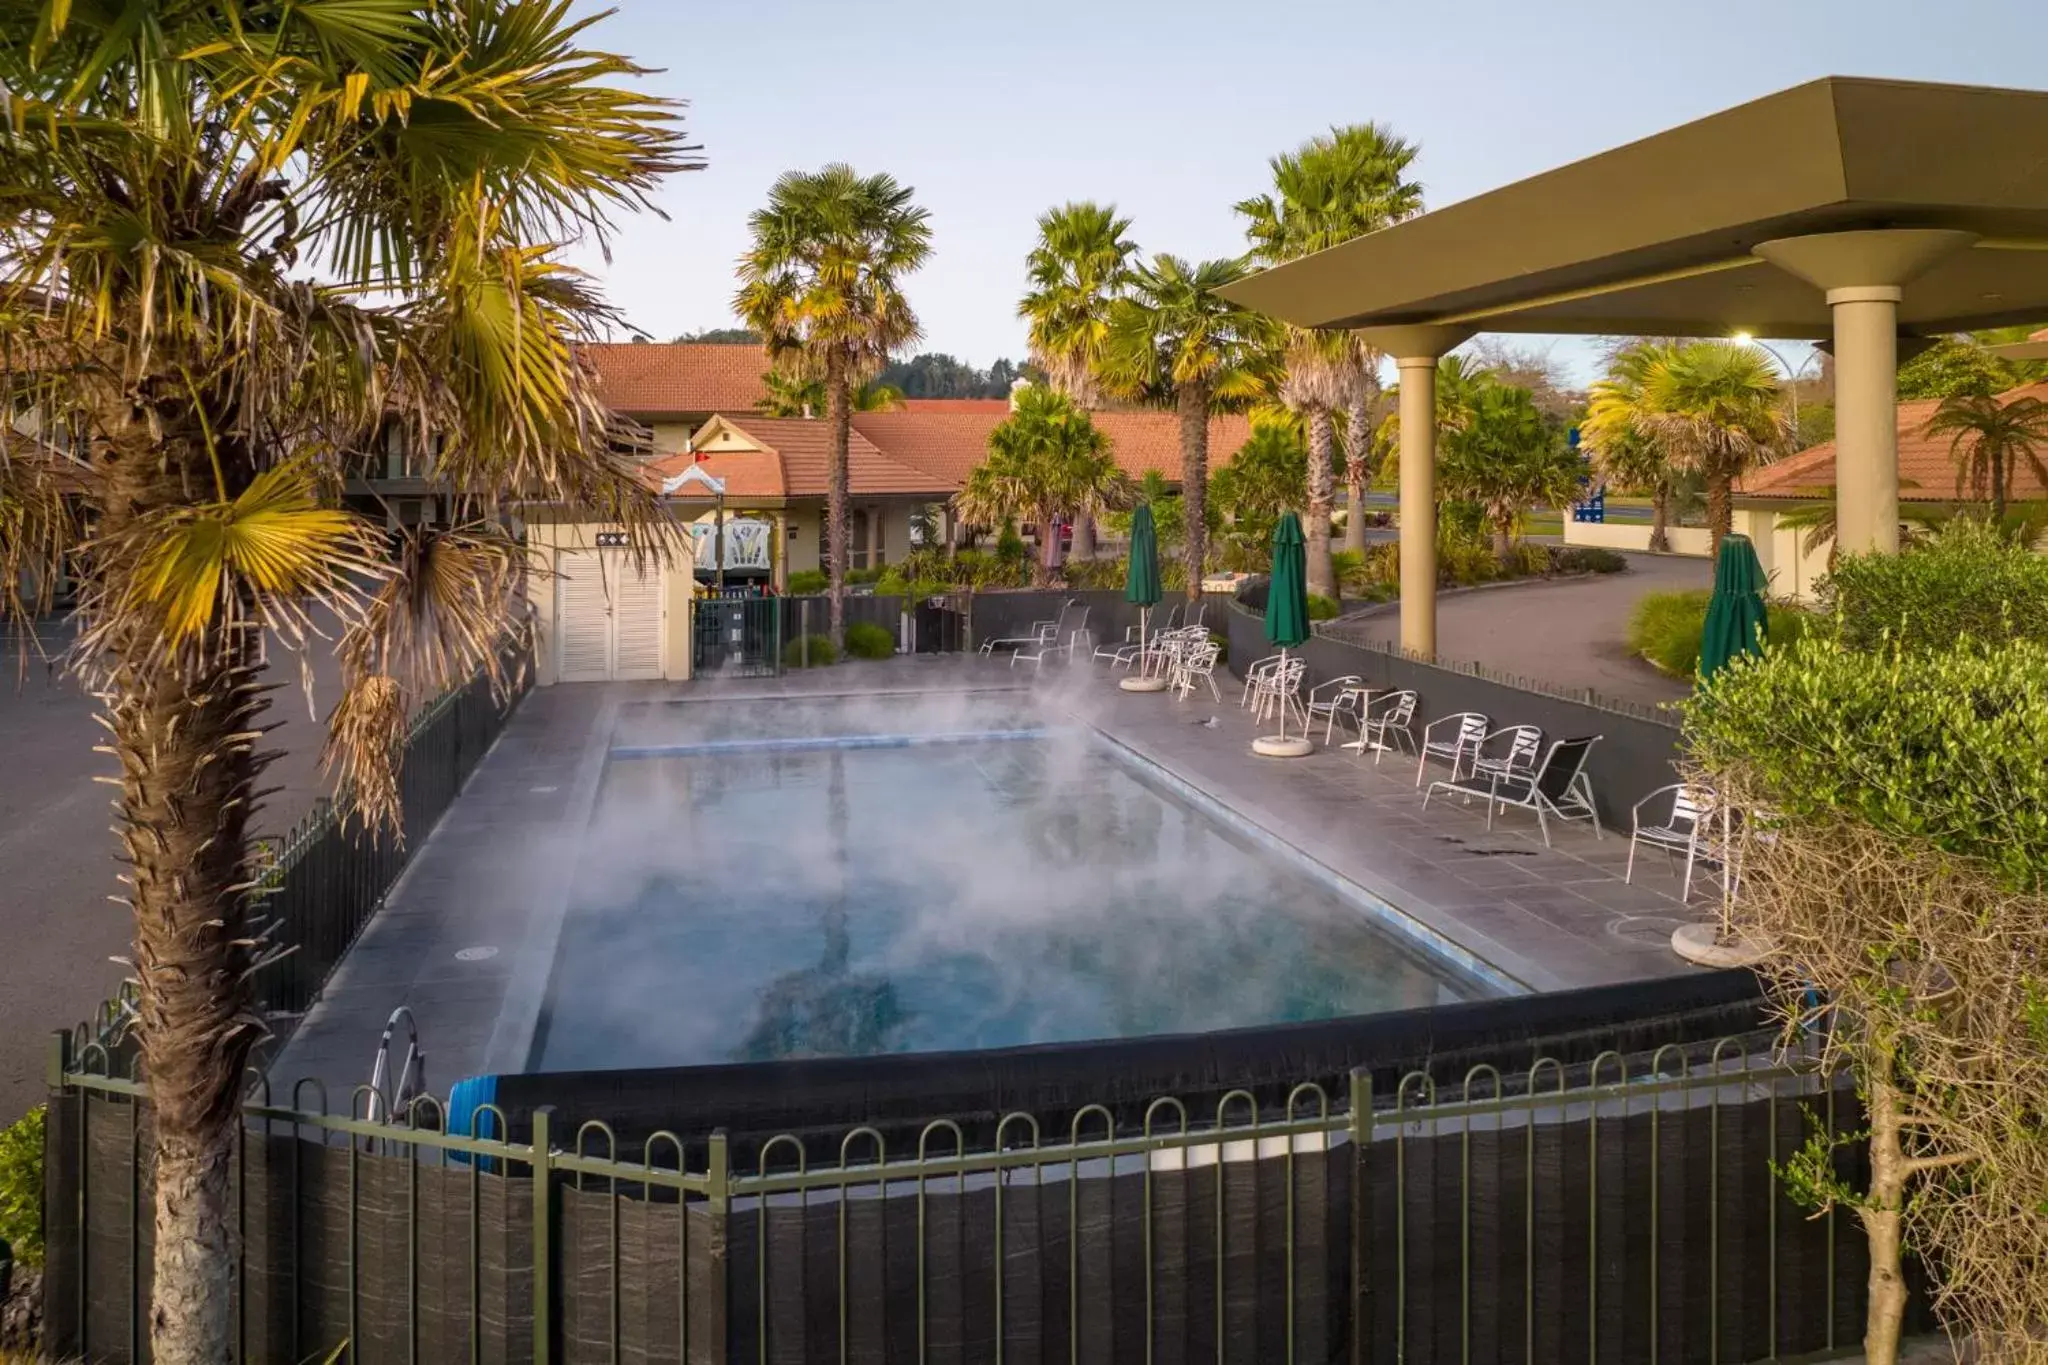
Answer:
[1562,520,1714,557]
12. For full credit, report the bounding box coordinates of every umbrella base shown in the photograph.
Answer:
[1252,735,1314,758]
[1120,676,1170,692]
[1670,921,1775,968]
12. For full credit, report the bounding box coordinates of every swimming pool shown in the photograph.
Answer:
[531,693,1482,1071]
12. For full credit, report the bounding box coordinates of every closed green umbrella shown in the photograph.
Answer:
[1699,532,1769,680]
[1119,504,1167,690]
[1256,512,1313,754]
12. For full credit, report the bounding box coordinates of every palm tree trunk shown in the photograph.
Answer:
[1072,513,1096,561]
[1992,448,2008,524]
[1036,506,1059,586]
[1707,470,1733,553]
[825,354,851,644]
[1649,483,1673,553]
[1343,386,1373,554]
[101,446,265,1365]
[1304,408,1337,600]
[1494,519,1513,559]
[1178,382,1210,602]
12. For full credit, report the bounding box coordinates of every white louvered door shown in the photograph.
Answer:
[555,549,664,681]
[610,562,664,679]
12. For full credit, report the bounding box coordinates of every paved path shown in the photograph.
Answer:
[0,622,342,1122]
[1331,553,1709,711]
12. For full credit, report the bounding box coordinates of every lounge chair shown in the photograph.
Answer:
[1414,712,1488,788]
[1625,783,1716,896]
[979,599,1077,656]
[1425,735,1604,846]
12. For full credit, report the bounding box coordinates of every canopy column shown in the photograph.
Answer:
[1754,229,1976,555]
[1359,325,1472,658]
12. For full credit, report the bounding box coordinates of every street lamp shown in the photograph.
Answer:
[1732,332,1822,438]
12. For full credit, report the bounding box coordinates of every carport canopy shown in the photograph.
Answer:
[1221,76,2048,655]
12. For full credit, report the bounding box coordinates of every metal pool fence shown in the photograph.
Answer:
[42,1029,1917,1364]
[249,661,528,1017]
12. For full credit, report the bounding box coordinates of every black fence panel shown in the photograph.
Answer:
[1222,594,1684,826]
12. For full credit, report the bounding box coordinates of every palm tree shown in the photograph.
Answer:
[1098,255,1278,599]
[1237,122,1424,593]
[736,166,932,641]
[757,372,906,418]
[1437,384,1583,555]
[954,387,1130,584]
[1636,342,1791,550]
[1018,202,1137,559]
[1583,342,1681,552]
[1922,392,2048,521]
[0,4,692,1358]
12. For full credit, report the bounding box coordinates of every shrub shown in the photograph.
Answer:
[1683,635,2048,1355]
[844,565,885,586]
[1631,589,1811,676]
[995,521,1029,568]
[786,569,828,595]
[781,634,838,668]
[842,622,895,660]
[1554,546,1629,574]
[0,1105,42,1271]
[1821,517,2048,653]
[1306,593,1340,621]
[1064,558,1124,590]
[1497,543,1552,578]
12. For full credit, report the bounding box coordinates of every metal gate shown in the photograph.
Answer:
[691,594,782,677]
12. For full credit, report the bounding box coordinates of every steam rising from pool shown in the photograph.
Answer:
[534,679,1466,1071]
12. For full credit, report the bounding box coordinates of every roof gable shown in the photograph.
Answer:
[1739,381,2048,502]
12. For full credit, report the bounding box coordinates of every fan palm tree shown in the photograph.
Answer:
[1437,384,1582,556]
[0,3,693,1358]
[1018,202,1137,408]
[736,166,932,641]
[1098,255,1278,599]
[953,387,1130,585]
[1237,122,1424,593]
[1018,202,1137,560]
[756,372,906,418]
[1773,485,1935,567]
[1637,342,1791,550]
[1922,392,2048,521]
[1583,342,1681,551]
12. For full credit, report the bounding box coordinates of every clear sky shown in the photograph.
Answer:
[567,0,2045,383]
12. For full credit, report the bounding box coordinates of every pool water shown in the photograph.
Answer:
[532,698,1475,1071]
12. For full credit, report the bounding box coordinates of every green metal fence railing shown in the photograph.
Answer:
[43,1028,1911,1365]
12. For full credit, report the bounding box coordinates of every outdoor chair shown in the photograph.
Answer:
[1306,675,1365,743]
[1240,654,1285,708]
[1414,712,1489,789]
[1626,782,1717,898]
[1250,657,1308,728]
[1471,724,1544,786]
[1425,735,1604,847]
[1352,689,1418,763]
[979,598,1079,656]
[1172,641,1223,701]
[1008,603,1080,670]
[1122,602,1184,643]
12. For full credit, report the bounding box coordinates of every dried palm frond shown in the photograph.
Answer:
[322,673,407,835]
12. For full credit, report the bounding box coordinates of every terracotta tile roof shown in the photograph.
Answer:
[850,409,1254,488]
[644,447,786,500]
[899,398,1014,413]
[648,416,944,500]
[1739,381,2048,502]
[581,343,769,417]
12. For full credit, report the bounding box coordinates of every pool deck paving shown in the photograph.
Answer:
[270,654,1704,1105]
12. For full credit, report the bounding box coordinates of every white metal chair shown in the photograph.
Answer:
[1425,735,1605,846]
[1471,724,1544,786]
[1306,675,1366,743]
[1250,657,1308,728]
[1172,641,1223,701]
[1010,603,1084,670]
[1626,782,1717,897]
[980,599,1078,656]
[1414,712,1489,789]
[1354,689,1418,763]
[1239,654,1286,708]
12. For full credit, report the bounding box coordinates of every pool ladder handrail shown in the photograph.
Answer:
[365,1006,425,1124]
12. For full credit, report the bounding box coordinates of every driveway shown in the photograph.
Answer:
[0,621,343,1122]
[1329,553,1709,712]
